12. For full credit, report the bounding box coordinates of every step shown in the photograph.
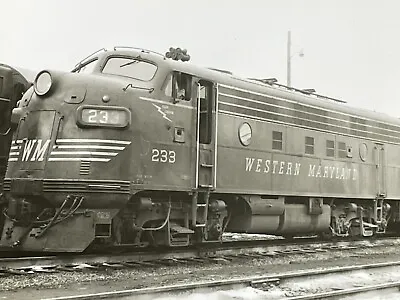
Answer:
[362,221,378,228]
[362,229,374,237]
[200,163,213,168]
[170,224,194,235]
[198,184,213,188]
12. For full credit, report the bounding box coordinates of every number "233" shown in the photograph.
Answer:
[151,149,176,164]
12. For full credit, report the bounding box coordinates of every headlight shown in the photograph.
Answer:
[34,71,52,96]
[77,105,131,128]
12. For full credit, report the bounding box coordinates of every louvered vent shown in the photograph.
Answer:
[79,161,91,175]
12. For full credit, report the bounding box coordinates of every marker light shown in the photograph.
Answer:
[34,71,52,96]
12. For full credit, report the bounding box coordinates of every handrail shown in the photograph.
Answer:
[213,84,219,189]
[195,83,201,188]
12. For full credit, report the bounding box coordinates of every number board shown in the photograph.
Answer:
[77,105,130,128]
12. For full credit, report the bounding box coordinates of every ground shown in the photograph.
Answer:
[1,240,400,299]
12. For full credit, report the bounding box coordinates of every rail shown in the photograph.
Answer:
[42,260,400,299]
[1,236,395,270]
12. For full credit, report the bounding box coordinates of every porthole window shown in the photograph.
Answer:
[359,143,368,161]
[238,122,252,146]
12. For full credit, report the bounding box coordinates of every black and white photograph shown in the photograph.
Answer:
[1,0,400,299]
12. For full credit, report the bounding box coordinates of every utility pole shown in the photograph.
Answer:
[287,30,291,87]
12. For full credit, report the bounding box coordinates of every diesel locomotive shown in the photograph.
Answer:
[1,47,399,252]
[0,64,31,195]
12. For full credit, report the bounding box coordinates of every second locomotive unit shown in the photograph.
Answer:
[0,47,398,252]
[0,64,31,195]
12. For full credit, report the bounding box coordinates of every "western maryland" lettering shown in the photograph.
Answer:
[21,139,50,162]
[245,157,357,181]
[245,158,301,176]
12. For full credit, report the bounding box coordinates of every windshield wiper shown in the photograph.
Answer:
[122,84,154,93]
[120,60,139,68]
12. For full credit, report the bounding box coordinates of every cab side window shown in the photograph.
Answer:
[74,58,98,74]
[164,72,192,102]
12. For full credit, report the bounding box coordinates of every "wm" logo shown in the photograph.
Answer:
[21,139,51,162]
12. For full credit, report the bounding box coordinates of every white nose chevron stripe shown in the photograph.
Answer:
[55,139,131,145]
[8,139,131,163]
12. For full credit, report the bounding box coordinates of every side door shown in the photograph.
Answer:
[194,79,218,189]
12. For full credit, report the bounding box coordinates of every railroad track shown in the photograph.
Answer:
[42,261,400,300]
[0,236,399,276]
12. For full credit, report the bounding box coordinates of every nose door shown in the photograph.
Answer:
[16,110,58,171]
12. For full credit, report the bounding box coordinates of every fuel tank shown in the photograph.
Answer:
[227,196,330,234]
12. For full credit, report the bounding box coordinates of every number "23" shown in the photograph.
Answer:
[151,149,176,164]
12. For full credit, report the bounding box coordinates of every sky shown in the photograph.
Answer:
[1,0,400,116]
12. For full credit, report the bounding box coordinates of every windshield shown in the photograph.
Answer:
[102,57,157,81]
